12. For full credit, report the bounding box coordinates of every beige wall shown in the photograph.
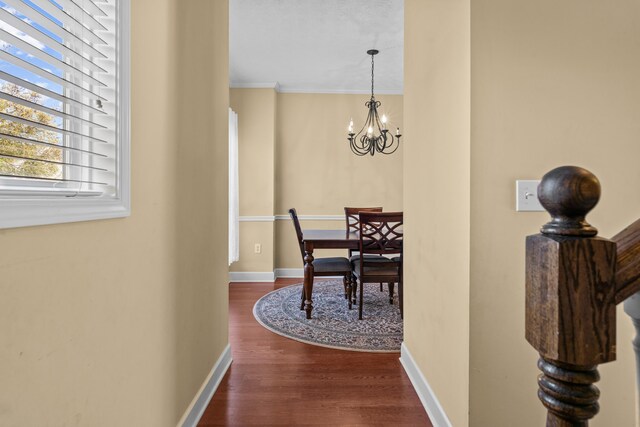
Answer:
[230,89,277,272]
[406,0,639,425]
[275,93,403,267]
[403,1,471,426]
[469,0,639,425]
[0,1,229,425]
[230,91,403,272]
[275,93,403,215]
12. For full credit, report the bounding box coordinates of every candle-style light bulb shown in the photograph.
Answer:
[348,118,354,133]
[396,127,400,136]
[381,115,387,130]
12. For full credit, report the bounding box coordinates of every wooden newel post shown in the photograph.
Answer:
[525,166,617,426]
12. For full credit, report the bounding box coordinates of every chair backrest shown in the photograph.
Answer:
[288,208,305,262]
[344,206,383,233]
[345,207,383,257]
[358,211,403,258]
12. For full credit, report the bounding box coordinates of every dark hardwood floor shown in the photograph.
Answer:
[198,279,432,426]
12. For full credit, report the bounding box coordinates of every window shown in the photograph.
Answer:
[229,108,239,265]
[0,0,129,228]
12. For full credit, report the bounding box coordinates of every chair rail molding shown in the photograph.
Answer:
[239,215,344,222]
[276,214,343,221]
[239,216,276,222]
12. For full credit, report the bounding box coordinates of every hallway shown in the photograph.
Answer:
[199,280,431,426]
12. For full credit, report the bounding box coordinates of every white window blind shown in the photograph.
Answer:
[0,0,130,228]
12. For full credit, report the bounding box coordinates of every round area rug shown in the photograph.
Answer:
[253,279,403,352]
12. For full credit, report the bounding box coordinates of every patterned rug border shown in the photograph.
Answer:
[252,281,402,353]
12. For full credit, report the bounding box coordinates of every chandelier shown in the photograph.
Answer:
[347,49,401,156]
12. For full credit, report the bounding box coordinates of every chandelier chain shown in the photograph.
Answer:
[371,53,375,98]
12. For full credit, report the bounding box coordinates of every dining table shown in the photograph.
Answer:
[301,229,360,319]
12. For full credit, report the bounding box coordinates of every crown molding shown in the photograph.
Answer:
[229,82,281,91]
[277,87,403,95]
[228,81,403,95]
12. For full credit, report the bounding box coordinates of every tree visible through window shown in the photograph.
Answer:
[0,82,62,179]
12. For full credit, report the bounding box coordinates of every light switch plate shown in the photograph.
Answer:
[516,180,544,212]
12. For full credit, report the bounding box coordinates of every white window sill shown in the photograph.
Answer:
[0,197,130,229]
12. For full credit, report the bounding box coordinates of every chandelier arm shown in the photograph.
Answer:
[373,106,384,134]
[358,133,371,149]
[352,126,368,149]
[353,129,367,146]
[368,103,378,130]
[385,134,392,150]
[350,138,369,156]
[383,135,401,155]
[380,130,399,153]
[384,142,400,155]
[352,99,373,140]
[350,145,364,155]
[357,134,366,146]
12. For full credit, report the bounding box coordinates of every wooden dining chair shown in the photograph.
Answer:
[344,207,383,260]
[344,207,387,295]
[289,208,353,307]
[352,211,403,320]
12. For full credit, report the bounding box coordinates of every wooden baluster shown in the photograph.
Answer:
[525,166,617,426]
[623,292,640,418]
[612,217,640,422]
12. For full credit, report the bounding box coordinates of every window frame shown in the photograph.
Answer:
[0,0,131,229]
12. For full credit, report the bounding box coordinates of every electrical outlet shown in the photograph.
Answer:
[254,243,262,254]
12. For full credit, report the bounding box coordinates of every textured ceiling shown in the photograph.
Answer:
[229,0,404,94]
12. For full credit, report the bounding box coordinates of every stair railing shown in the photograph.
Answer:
[525,165,640,426]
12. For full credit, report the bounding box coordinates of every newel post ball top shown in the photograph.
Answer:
[538,165,601,236]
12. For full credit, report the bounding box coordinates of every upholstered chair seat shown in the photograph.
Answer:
[313,257,352,274]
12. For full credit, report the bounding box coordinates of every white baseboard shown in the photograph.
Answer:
[228,271,276,282]
[274,269,343,279]
[274,268,303,278]
[400,342,452,427]
[229,270,345,281]
[178,344,233,427]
